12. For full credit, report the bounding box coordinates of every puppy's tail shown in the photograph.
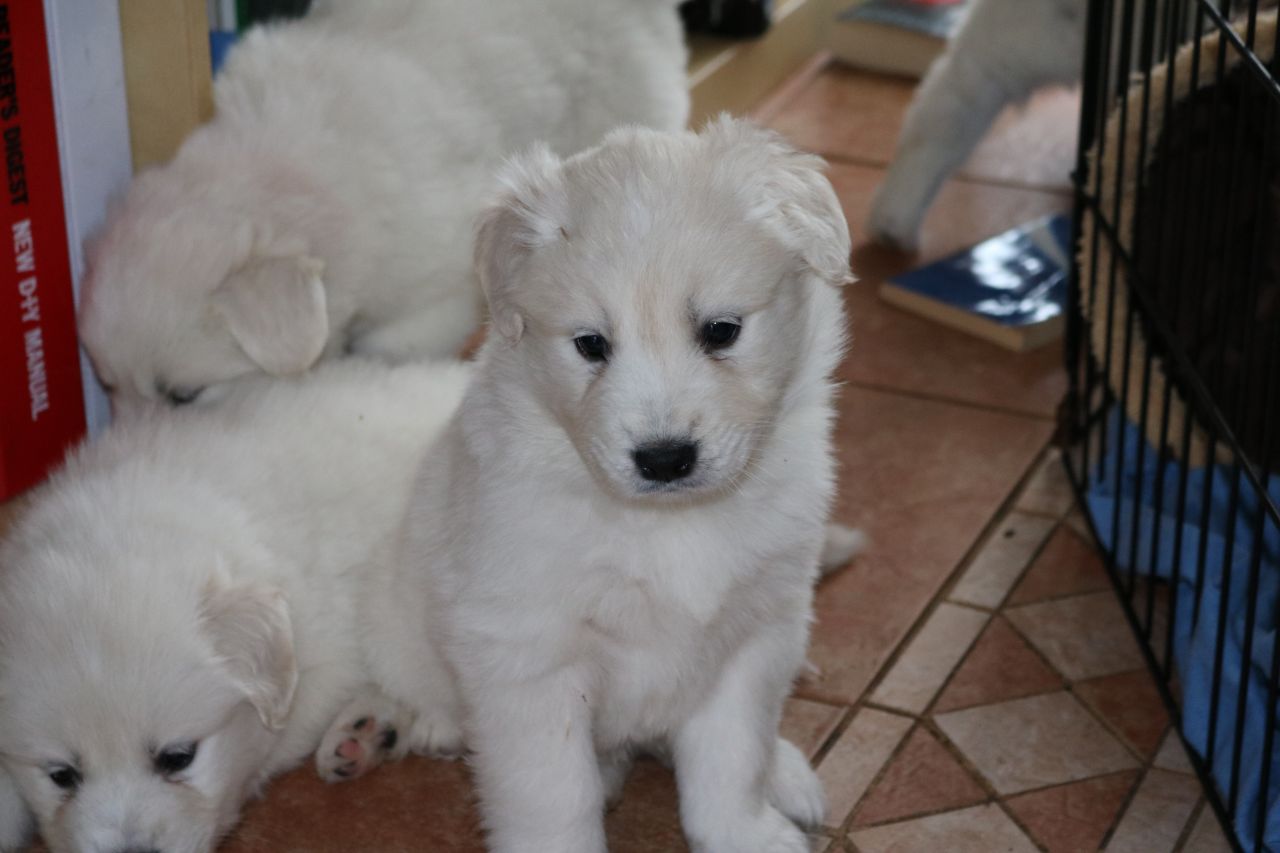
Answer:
[819,523,867,576]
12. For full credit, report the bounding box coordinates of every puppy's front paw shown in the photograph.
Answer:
[701,806,808,853]
[866,187,924,253]
[316,695,412,783]
[768,739,825,829]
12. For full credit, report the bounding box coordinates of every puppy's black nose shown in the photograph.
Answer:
[633,441,698,483]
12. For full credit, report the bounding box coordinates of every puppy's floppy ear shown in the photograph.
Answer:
[474,143,566,343]
[199,575,298,731]
[708,116,854,288]
[213,255,328,375]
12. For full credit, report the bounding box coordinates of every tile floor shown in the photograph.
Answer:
[10,60,1237,852]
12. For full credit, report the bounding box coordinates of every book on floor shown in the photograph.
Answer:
[877,214,1073,353]
[826,0,968,78]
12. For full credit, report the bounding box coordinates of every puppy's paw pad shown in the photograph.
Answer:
[316,714,402,783]
[407,711,465,758]
[769,739,826,829]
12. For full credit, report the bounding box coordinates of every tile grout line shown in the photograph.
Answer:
[1171,798,1208,853]
[810,148,1076,198]
[846,441,1057,715]
[831,445,1062,843]
[836,377,1058,423]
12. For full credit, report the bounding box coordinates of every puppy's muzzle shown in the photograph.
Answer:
[632,440,698,483]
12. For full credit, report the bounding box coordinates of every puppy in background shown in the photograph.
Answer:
[373,117,852,852]
[867,0,1085,251]
[0,361,469,853]
[79,0,688,412]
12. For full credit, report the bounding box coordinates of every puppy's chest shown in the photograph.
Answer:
[578,568,756,738]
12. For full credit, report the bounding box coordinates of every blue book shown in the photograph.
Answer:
[877,214,1072,352]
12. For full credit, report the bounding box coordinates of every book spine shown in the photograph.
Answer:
[0,0,85,499]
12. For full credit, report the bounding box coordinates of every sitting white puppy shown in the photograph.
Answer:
[78,0,688,411]
[0,361,469,853]
[374,117,853,853]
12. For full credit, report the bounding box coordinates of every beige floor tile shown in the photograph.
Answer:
[1181,804,1234,853]
[935,692,1138,795]
[815,708,913,829]
[1151,729,1195,774]
[870,603,989,713]
[1065,507,1095,542]
[1016,448,1077,518]
[1103,769,1201,852]
[782,698,847,760]
[848,803,1039,853]
[949,513,1057,609]
[1005,591,1145,681]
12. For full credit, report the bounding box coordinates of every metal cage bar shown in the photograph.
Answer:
[1065,0,1280,849]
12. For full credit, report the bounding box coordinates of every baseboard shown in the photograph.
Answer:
[687,0,829,125]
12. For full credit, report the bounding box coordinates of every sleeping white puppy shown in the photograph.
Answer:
[0,360,470,853]
[365,117,853,853]
[78,0,688,411]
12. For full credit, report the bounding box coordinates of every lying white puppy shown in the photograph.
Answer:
[363,117,853,853]
[78,0,688,411]
[0,361,469,853]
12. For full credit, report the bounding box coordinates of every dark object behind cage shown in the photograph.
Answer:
[1065,0,1280,849]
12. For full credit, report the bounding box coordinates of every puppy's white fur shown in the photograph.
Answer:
[376,117,852,852]
[866,0,1231,249]
[78,0,688,411]
[0,361,469,853]
[867,0,1085,250]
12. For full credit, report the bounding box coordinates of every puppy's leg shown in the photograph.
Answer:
[315,685,414,783]
[467,666,605,853]
[0,766,33,852]
[867,0,1079,250]
[768,738,825,829]
[673,627,815,853]
[599,746,635,811]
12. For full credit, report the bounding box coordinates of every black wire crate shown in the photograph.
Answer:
[1064,0,1280,849]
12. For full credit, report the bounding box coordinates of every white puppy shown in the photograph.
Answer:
[867,0,1085,251]
[0,361,469,853]
[78,0,688,411]
[371,117,853,853]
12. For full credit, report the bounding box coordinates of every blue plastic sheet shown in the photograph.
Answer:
[1087,411,1280,850]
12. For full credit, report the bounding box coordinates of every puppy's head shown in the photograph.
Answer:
[78,160,329,417]
[475,117,851,500]
[0,499,297,853]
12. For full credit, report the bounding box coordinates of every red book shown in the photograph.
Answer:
[0,1,85,499]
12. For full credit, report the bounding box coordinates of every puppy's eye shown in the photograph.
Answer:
[163,386,204,407]
[574,334,611,363]
[154,741,198,776]
[701,320,741,351]
[47,765,81,791]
